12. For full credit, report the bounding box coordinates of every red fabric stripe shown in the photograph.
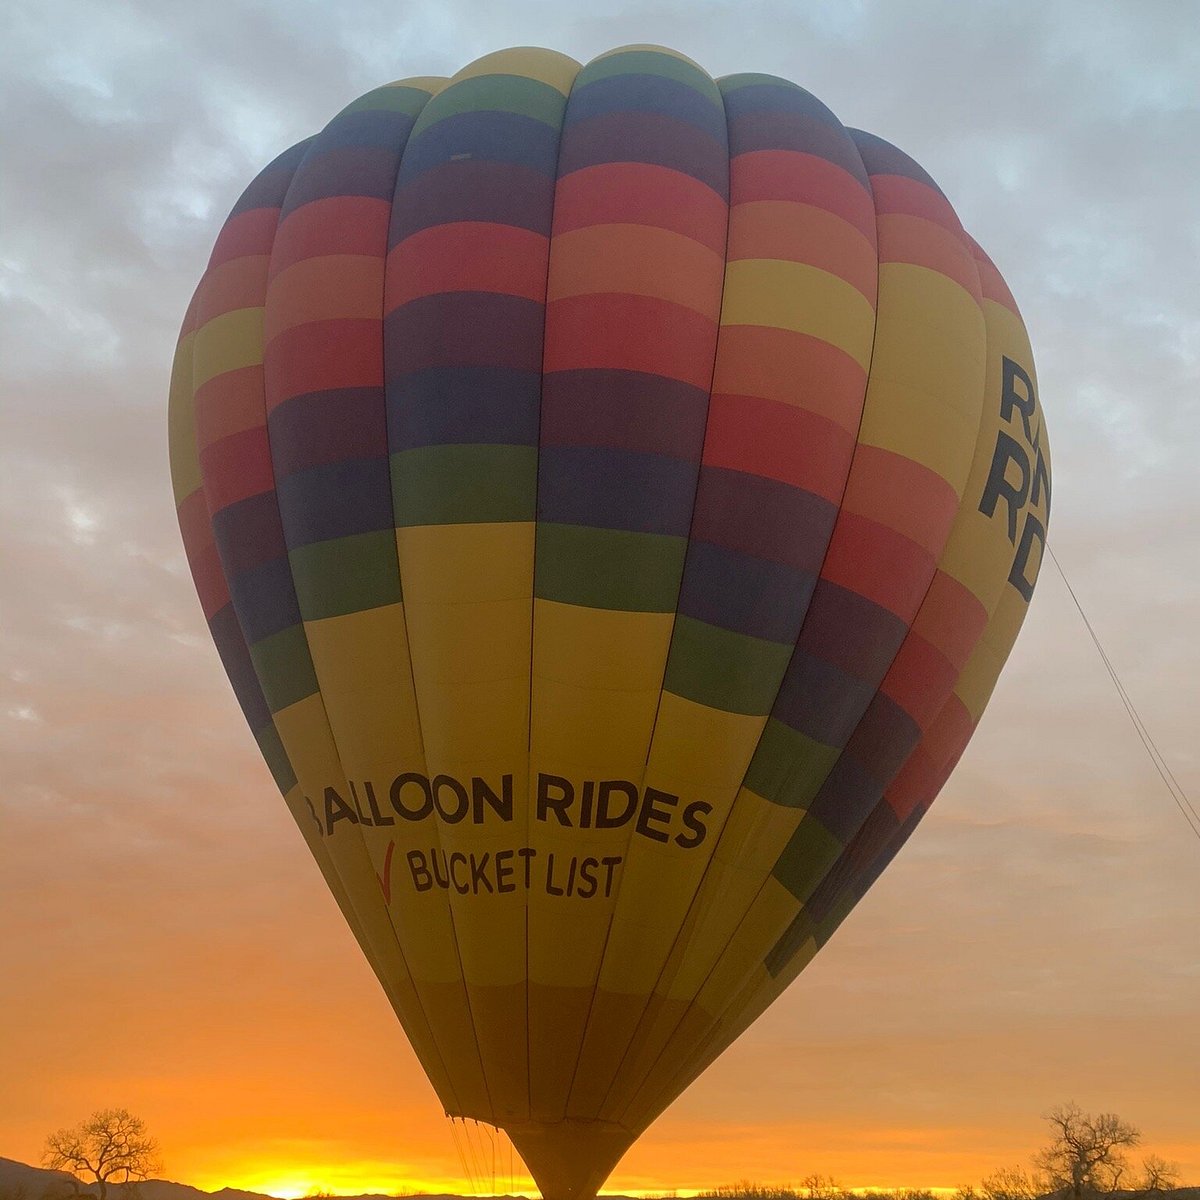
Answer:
[730,150,877,244]
[543,294,719,390]
[868,174,961,232]
[552,163,729,254]
[841,446,960,556]
[970,237,1021,316]
[178,289,202,338]
[820,513,934,620]
[271,195,391,271]
[177,489,229,619]
[886,693,975,821]
[702,393,855,502]
[388,222,550,307]
[264,319,382,408]
[885,742,938,821]
[880,632,959,731]
[193,257,270,325]
[194,366,265,453]
[200,426,274,512]
[877,212,981,299]
[209,209,281,270]
[909,570,988,671]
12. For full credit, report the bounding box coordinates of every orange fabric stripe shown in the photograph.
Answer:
[726,200,877,300]
[264,256,384,340]
[840,446,960,555]
[710,326,867,433]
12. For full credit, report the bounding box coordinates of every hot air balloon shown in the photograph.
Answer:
[168,44,1050,1200]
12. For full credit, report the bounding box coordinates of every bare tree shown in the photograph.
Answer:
[979,1166,1046,1200]
[1132,1156,1181,1197]
[1034,1103,1141,1200]
[799,1178,842,1200]
[42,1110,161,1200]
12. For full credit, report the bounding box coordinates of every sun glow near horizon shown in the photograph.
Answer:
[205,1164,964,1200]
[207,1166,480,1199]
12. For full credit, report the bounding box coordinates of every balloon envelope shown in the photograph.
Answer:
[169,44,1050,1200]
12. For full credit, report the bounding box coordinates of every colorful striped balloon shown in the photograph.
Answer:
[168,45,1051,1200]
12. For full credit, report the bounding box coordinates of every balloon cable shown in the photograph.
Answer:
[1048,544,1200,842]
[449,1118,474,1196]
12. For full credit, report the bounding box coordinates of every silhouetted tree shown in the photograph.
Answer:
[979,1165,1046,1200]
[42,1109,160,1200]
[1035,1104,1141,1200]
[1131,1156,1182,1198]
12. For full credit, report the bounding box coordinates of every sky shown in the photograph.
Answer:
[2,0,1198,1194]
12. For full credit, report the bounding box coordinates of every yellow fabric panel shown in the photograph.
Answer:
[382,76,448,93]
[660,789,804,1002]
[450,46,581,93]
[953,296,1049,720]
[302,604,424,773]
[404,598,531,686]
[273,694,455,978]
[692,876,799,1019]
[528,678,661,773]
[276,780,454,1106]
[857,263,987,490]
[396,523,534,762]
[643,693,765,792]
[396,522,534,603]
[464,981,530,1125]
[394,513,537,1114]
[957,628,1011,722]
[720,258,876,370]
[623,960,790,1132]
[273,694,493,1117]
[938,301,1046,611]
[413,675,531,766]
[532,600,672,689]
[530,602,671,774]
[167,331,200,504]
[191,307,264,390]
[590,698,763,997]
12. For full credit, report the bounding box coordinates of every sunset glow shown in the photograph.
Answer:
[4,1,1199,1196]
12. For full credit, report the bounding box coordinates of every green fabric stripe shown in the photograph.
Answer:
[584,49,720,100]
[251,625,320,713]
[412,73,569,132]
[254,722,297,794]
[391,444,537,526]
[717,72,786,94]
[535,524,686,612]
[664,617,794,716]
[815,892,858,947]
[771,814,843,902]
[338,85,439,118]
[743,718,841,809]
[764,908,816,977]
[290,530,402,620]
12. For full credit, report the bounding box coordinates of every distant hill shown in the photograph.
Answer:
[0,1159,551,1200]
[0,1161,539,1200]
[3,1158,1197,1200]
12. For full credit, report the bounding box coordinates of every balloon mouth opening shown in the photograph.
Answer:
[504,1119,636,1200]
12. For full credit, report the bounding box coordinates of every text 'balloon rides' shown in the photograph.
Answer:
[168,44,1051,1200]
